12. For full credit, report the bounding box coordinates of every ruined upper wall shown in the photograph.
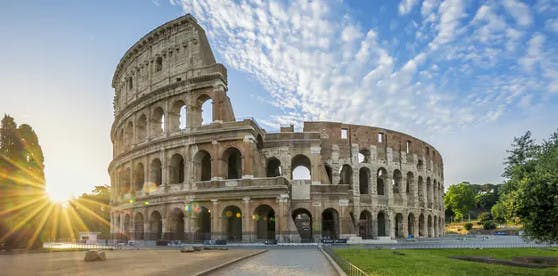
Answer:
[112,14,224,115]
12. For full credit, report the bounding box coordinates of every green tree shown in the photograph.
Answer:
[490,202,507,225]
[444,182,475,221]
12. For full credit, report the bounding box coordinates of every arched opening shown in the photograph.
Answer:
[417,159,424,171]
[393,169,402,194]
[155,56,163,72]
[359,210,372,239]
[197,95,213,125]
[324,164,333,184]
[292,208,312,242]
[195,206,211,241]
[291,154,311,180]
[150,159,162,187]
[123,214,131,240]
[321,208,339,239]
[222,206,242,241]
[359,167,370,194]
[427,177,432,207]
[125,121,134,147]
[377,168,387,195]
[419,214,425,237]
[136,114,147,142]
[134,213,144,240]
[418,176,424,203]
[223,147,242,179]
[408,213,415,237]
[133,163,144,192]
[169,154,185,184]
[151,107,165,136]
[339,164,353,185]
[428,215,433,237]
[266,157,281,177]
[149,211,163,240]
[406,172,414,195]
[377,212,387,237]
[170,100,187,131]
[395,213,404,238]
[169,208,185,240]
[194,150,212,181]
[434,215,438,237]
[254,205,275,240]
[256,134,264,150]
[358,149,370,163]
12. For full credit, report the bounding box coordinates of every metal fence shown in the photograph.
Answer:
[43,242,116,250]
[322,246,368,276]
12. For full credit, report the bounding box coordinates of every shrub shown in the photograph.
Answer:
[483,221,497,230]
[464,223,473,231]
[478,212,492,224]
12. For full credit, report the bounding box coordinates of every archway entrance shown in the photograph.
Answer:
[321,208,339,239]
[377,212,387,237]
[149,211,162,240]
[195,207,211,241]
[395,213,404,238]
[169,208,185,240]
[222,206,242,241]
[254,205,275,240]
[408,213,415,237]
[134,213,144,240]
[359,211,372,239]
[292,208,312,242]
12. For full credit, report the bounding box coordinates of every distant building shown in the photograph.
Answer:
[79,232,100,244]
[109,15,445,243]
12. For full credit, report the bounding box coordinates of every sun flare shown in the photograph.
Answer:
[45,185,73,204]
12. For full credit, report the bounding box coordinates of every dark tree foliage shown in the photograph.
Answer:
[0,114,46,249]
[498,130,558,243]
[444,182,475,221]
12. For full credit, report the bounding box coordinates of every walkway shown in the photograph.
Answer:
[209,247,337,276]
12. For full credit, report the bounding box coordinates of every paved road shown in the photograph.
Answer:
[210,248,337,276]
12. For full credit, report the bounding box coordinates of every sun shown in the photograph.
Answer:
[45,184,73,205]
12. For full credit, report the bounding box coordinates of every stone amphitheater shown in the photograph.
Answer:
[109,15,445,243]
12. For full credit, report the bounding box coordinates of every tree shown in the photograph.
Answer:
[497,130,558,243]
[490,202,506,225]
[444,182,475,221]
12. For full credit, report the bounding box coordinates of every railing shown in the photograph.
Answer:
[322,246,368,276]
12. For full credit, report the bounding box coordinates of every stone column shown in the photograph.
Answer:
[242,197,251,241]
[211,199,219,240]
[389,210,395,239]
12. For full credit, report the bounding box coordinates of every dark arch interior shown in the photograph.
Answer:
[254,205,275,240]
[321,208,339,239]
[292,208,313,242]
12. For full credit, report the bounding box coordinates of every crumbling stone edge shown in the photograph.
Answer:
[319,247,347,276]
[193,249,268,276]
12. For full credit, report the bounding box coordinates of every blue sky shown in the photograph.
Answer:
[1,0,557,200]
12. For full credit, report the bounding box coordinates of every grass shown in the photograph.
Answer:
[334,247,558,276]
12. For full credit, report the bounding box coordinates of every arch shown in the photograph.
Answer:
[133,163,144,192]
[359,167,370,194]
[395,213,404,238]
[197,94,213,125]
[406,172,414,194]
[150,158,162,187]
[254,205,275,240]
[169,100,187,131]
[393,170,402,194]
[123,214,131,239]
[169,208,185,240]
[427,215,433,237]
[377,168,387,195]
[408,213,415,237]
[358,149,370,163]
[266,157,282,177]
[193,150,212,181]
[149,211,162,240]
[125,121,134,147]
[195,206,211,241]
[134,212,144,240]
[321,208,339,239]
[136,114,147,141]
[418,214,425,237]
[418,176,424,202]
[324,163,333,184]
[222,205,242,241]
[359,210,372,239]
[155,56,163,72]
[427,177,432,207]
[291,154,311,180]
[377,211,387,237]
[169,154,185,184]
[417,159,424,171]
[151,107,165,136]
[256,134,264,150]
[223,147,242,179]
[292,208,313,242]
[339,164,353,185]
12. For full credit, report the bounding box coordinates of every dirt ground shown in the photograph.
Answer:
[0,248,263,275]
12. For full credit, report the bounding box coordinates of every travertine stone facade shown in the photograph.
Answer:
[109,15,445,243]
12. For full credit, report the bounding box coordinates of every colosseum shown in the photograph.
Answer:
[109,15,445,244]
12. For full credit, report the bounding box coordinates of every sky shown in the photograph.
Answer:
[0,0,557,201]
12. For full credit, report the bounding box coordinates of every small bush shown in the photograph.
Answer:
[464,223,473,231]
[478,212,492,224]
[483,221,497,230]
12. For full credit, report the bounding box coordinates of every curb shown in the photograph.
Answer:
[193,249,268,276]
[319,246,347,276]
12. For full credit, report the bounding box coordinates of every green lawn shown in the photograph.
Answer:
[334,248,558,276]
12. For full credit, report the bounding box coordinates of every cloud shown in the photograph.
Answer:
[502,0,533,27]
[429,0,466,49]
[399,0,419,15]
